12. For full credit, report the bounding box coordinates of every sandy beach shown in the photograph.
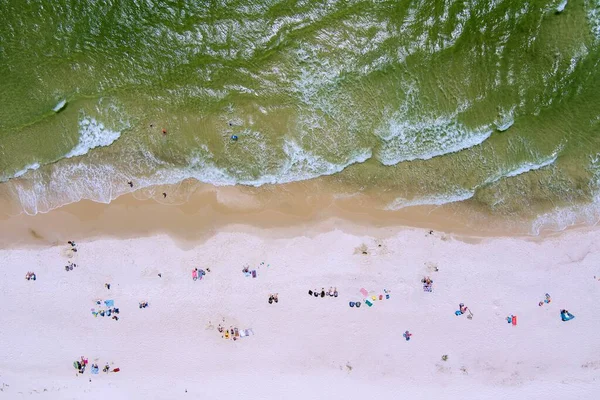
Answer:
[1,199,599,400]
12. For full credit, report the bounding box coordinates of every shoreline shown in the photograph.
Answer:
[0,179,595,249]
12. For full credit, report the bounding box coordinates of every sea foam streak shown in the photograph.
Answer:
[385,154,559,211]
[376,114,493,165]
[65,117,122,159]
[386,189,475,211]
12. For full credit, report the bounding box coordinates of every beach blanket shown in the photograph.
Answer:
[91,366,99,374]
[423,284,432,292]
[360,288,368,297]
[104,300,114,308]
[240,328,254,337]
[192,270,198,279]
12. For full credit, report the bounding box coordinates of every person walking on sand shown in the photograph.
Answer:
[162,192,167,198]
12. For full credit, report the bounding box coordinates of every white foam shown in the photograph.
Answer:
[376,114,493,165]
[65,117,122,159]
[385,153,559,212]
[586,0,600,39]
[8,139,372,215]
[8,163,41,180]
[386,189,474,211]
[53,99,67,112]
[495,108,515,132]
[503,155,557,179]
[556,0,568,13]
[483,153,559,185]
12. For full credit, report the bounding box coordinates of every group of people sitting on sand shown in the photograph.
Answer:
[74,356,117,374]
[67,240,78,253]
[139,301,149,309]
[93,308,120,320]
[268,293,279,304]
[65,260,78,271]
[455,303,472,318]
[308,287,338,298]
[218,324,240,341]
[93,300,119,320]
[421,276,433,292]
[25,271,36,281]
[192,268,208,281]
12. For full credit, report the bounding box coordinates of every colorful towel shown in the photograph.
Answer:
[360,288,368,297]
[104,300,114,307]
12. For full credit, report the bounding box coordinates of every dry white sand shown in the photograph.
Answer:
[1,224,599,399]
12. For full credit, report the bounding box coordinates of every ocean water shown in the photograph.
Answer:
[1,0,600,233]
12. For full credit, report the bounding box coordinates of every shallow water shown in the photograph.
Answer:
[1,0,599,233]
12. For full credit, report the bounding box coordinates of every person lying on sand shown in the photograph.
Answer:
[321,288,325,298]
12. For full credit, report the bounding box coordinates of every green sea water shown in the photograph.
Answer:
[1,0,599,232]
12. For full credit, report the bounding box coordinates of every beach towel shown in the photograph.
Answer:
[192,270,198,280]
[252,270,257,278]
[91,366,99,374]
[360,288,368,297]
[365,299,373,307]
[104,300,114,308]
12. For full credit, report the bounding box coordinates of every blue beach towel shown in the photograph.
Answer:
[104,300,114,307]
[91,366,99,374]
